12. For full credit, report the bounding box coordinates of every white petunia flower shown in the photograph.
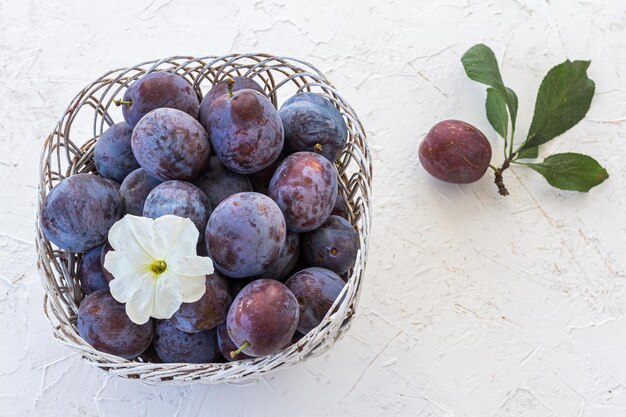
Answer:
[104,214,214,325]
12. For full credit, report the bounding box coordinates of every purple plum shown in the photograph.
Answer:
[419,120,492,183]
[94,122,139,183]
[268,152,338,232]
[302,215,359,274]
[118,71,200,128]
[78,290,154,359]
[207,89,283,174]
[143,181,212,237]
[199,76,266,130]
[78,244,109,294]
[153,320,219,364]
[285,267,345,334]
[169,273,232,333]
[279,92,347,161]
[118,168,162,216]
[205,192,286,278]
[193,156,252,208]
[331,193,350,220]
[132,108,211,181]
[40,174,123,252]
[253,231,300,281]
[226,279,299,357]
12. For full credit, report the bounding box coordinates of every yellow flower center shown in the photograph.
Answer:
[150,260,167,275]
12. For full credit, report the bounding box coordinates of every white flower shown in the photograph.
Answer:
[103,214,214,325]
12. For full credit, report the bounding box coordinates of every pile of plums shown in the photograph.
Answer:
[40,72,359,363]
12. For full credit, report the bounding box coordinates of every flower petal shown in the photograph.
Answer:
[125,284,156,325]
[151,271,185,319]
[152,215,199,259]
[109,271,154,303]
[103,250,150,283]
[167,255,214,277]
[176,274,208,303]
[108,215,159,259]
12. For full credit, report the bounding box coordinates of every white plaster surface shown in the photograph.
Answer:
[1,0,625,416]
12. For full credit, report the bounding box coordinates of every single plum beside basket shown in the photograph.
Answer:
[35,54,371,384]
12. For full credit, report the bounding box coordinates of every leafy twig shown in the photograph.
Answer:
[461,44,608,195]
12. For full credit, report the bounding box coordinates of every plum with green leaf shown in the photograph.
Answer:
[457,43,608,195]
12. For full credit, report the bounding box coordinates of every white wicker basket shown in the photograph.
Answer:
[36,54,372,384]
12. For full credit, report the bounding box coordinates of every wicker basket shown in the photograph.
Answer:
[36,54,372,384]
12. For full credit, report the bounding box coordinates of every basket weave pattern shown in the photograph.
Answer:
[36,54,372,384]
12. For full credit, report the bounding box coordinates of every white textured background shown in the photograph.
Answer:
[1,1,625,416]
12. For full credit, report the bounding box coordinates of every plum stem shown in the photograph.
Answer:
[226,79,234,97]
[493,157,513,196]
[230,340,251,358]
[313,143,323,153]
[114,99,132,107]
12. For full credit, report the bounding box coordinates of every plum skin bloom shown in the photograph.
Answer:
[103,214,214,325]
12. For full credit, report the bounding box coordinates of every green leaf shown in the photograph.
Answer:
[461,44,518,129]
[486,88,508,139]
[524,153,608,192]
[504,87,518,129]
[461,44,506,89]
[525,60,595,148]
[516,146,539,159]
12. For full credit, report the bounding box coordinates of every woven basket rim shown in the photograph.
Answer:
[36,53,372,384]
